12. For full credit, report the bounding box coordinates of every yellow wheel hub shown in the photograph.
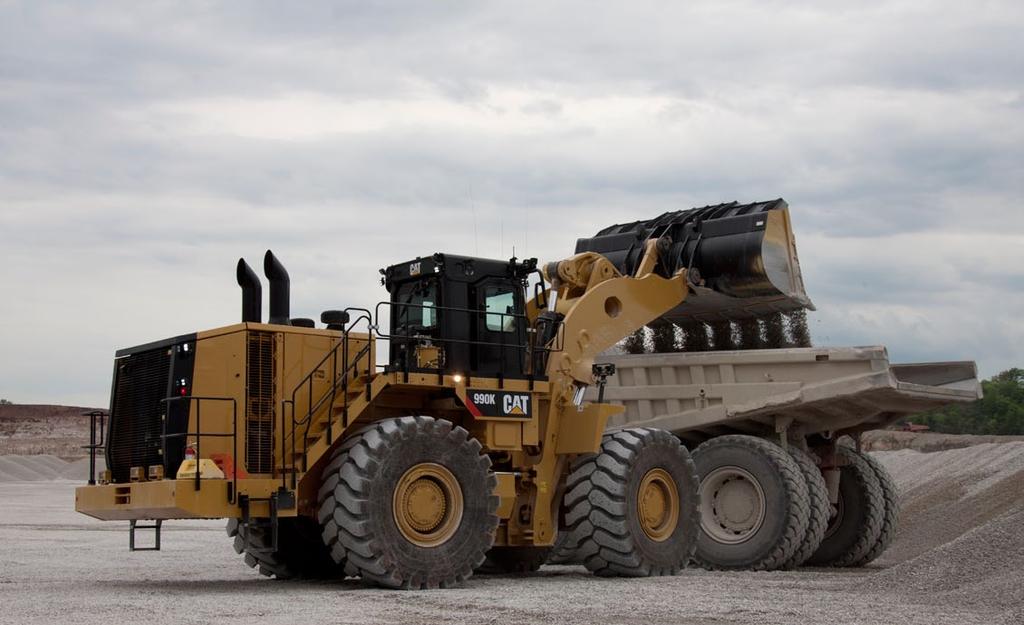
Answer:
[638,468,680,542]
[393,463,463,547]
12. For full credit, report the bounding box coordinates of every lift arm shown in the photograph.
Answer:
[526,240,691,544]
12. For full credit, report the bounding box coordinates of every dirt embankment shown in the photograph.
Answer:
[0,404,100,458]
[862,429,1024,452]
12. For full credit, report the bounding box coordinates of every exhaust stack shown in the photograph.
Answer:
[263,250,291,325]
[575,199,813,324]
[235,259,262,323]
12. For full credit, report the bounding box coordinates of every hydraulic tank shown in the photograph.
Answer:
[575,199,813,323]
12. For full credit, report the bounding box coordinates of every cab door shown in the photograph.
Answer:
[472,280,526,378]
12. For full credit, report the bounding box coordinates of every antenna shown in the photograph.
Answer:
[470,184,479,256]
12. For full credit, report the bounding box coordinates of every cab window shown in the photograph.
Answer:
[484,286,515,332]
[397,281,437,329]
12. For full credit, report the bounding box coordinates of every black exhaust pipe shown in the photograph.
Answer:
[264,250,290,325]
[236,259,262,323]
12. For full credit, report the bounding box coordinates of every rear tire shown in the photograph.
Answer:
[782,446,830,568]
[226,516,343,580]
[691,435,810,571]
[317,422,378,574]
[477,546,551,574]
[807,445,884,567]
[317,416,499,589]
[566,427,700,577]
[853,451,899,566]
[546,530,579,565]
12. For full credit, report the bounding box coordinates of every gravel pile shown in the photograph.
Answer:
[867,444,1024,624]
[0,455,104,482]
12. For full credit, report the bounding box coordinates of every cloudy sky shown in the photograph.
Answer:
[1,1,1021,406]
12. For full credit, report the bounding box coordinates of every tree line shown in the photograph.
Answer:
[913,368,1024,436]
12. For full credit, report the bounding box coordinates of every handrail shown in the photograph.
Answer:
[279,309,375,488]
[273,300,564,488]
[160,395,238,503]
[82,410,107,486]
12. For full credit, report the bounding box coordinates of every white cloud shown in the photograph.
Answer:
[0,1,1021,405]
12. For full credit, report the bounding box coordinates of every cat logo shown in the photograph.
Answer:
[464,390,531,419]
[409,262,422,276]
[503,394,529,415]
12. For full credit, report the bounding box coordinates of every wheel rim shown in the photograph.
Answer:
[699,465,767,544]
[637,468,680,542]
[393,462,464,547]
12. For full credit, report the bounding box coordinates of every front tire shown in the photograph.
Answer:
[566,427,700,577]
[317,416,499,589]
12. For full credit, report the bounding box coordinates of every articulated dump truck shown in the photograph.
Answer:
[75,199,978,588]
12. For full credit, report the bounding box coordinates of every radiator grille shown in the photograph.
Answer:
[108,348,171,483]
[246,332,275,474]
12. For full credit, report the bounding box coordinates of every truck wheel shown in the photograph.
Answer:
[317,416,499,589]
[226,516,343,580]
[567,427,700,577]
[476,546,551,574]
[807,446,884,567]
[852,451,899,566]
[691,435,810,571]
[782,446,830,568]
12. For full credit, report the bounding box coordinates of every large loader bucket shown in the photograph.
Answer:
[575,199,813,323]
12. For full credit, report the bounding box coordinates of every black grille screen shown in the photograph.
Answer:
[246,332,275,474]
[107,348,171,483]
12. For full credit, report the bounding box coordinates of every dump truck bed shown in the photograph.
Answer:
[592,346,981,445]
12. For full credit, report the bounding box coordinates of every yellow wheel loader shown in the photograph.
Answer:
[76,199,813,588]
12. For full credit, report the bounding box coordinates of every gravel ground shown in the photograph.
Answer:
[0,474,1017,625]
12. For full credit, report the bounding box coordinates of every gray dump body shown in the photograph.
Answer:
[590,346,981,446]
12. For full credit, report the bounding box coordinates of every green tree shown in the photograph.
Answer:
[0,398,11,405]
[915,368,1024,435]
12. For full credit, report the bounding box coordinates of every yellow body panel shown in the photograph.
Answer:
[75,478,287,521]
[76,245,696,552]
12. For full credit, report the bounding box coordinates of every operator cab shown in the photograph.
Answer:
[382,253,538,380]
